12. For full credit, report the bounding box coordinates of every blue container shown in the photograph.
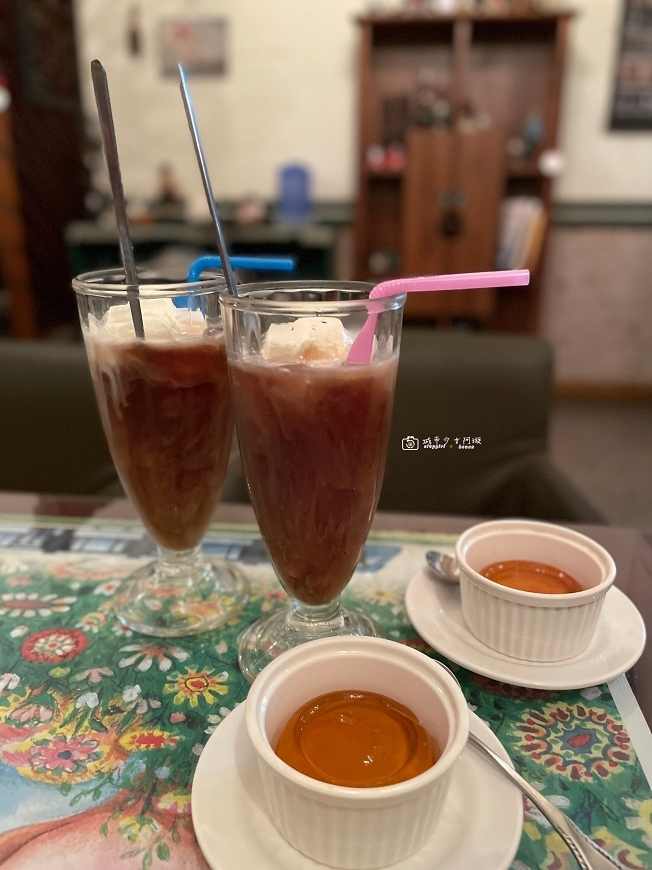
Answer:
[276,164,312,222]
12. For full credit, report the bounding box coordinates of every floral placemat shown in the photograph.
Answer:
[0,518,650,870]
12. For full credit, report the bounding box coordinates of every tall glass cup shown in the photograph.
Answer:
[221,282,405,680]
[73,269,249,636]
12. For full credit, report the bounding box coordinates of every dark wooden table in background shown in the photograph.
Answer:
[2,491,650,726]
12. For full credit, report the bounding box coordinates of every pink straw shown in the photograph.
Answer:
[347,269,530,364]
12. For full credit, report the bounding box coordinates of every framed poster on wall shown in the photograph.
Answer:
[159,19,227,77]
[611,0,652,129]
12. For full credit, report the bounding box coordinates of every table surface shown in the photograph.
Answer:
[2,491,651,726]
[0,491,651,870]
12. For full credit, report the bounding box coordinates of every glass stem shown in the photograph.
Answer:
[155,544,203,591]
[289,596,343,625]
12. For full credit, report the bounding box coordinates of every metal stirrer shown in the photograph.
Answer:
[91,59,145,338]
[178,64,238,297]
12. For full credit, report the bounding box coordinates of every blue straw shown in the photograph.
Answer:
[187,255,296,284]
[175,255,296,309]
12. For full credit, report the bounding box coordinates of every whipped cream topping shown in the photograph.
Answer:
[87,297,206,342]
[262,317,352,366]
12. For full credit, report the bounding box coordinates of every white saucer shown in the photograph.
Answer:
[192,704,522,870]
[406,567,647,691]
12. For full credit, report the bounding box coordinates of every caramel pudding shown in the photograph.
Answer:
[480,560,582,594]
[275,690,437,787]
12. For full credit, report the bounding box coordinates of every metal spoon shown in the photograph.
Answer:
[425,550,460,584]
[178,64,238,299]
[91,59,145,339]
[434,660,625,870]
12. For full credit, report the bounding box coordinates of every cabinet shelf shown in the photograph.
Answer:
[366,156,544,180]
[354,10,571,333]
[366,168,405,179]
[507,159,543,179]
[358,12,573,25]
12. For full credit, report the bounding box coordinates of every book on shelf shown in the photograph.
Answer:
[496,196,547,273]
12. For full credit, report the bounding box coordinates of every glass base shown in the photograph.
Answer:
[113,553,249,638]
[237,604,384,684]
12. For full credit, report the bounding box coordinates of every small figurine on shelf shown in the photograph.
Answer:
[234,195,267,226]
[506,136,526,160]
[361,96,409,173]
[522,110,545,160]
[457,101,493,134]
[364,93,409,174]
[404,0,465,10]
[126,5,142,57]
[431,0,460,11]
[365,143,406,173]
[366,144,386,171]
[506,109,545,163]
[149,163,186,222]
[368,249,401,276]
[384,144,406,171]
[471,0,534,11]
[414,68,451,128]
[538,148,565,178]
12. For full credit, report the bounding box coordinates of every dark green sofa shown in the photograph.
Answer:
[0,331,604,523]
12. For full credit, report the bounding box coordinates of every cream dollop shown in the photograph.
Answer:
[88,297,206,342]
[262,317,352,365]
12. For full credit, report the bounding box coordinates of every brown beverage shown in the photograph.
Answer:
[229,358,398,605]
[87,337,233,551]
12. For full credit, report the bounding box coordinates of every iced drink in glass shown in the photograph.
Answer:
[221,282,405,680]
[89,334,232,552]
[73,270,249,636]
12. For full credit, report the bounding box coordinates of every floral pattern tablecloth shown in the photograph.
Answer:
[0,519,650,870]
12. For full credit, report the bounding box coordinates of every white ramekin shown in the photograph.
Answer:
[246,636,469,870]
[455,519,616,662]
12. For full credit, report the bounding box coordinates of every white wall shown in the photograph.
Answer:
[540,227,652,384]
[551,0,652,202]
[74,0,371,214]
[75,0,652,208]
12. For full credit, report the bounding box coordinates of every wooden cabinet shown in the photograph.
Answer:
[0,0,88,337]
[353,11,572,331]
[0,107,37,338]
[402,126,505,320]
